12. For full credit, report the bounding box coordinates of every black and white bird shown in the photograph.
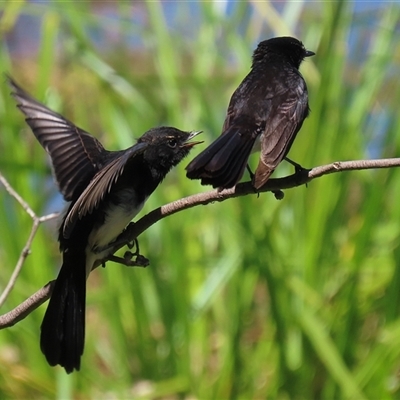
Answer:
[8,76,202,373]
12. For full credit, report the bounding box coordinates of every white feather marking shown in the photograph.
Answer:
[84,189,148,276]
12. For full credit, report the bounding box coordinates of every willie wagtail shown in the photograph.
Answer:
[8,76,202,373]
[186,36,314,190]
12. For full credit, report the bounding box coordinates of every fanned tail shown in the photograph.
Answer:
[186,126,256,189]
[40,250,86,373]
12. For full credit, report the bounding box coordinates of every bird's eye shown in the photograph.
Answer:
[168,139,177,148]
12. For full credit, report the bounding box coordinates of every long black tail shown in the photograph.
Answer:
[40,250,86,373]
[186,126,256,189]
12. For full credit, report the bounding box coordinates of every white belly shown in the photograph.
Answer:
[85,191,147,276]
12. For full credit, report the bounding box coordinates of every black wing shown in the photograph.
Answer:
[7,76,107,201]
[253,75,309,189]
[62,142,148,238]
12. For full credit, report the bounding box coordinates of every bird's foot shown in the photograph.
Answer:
[107,253,150,268]
[109,234,149,267]
[284,157,310,186]
[284,157,304,172]
[94,224,149,268]
[285,157,311,176]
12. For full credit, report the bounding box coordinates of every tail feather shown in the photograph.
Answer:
[204,137,254,188]
[186,132,230,178]
[40,252,86,373]
[253,160,274,190]
[186,127,256,189]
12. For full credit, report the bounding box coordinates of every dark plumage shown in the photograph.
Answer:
[186,36,314,190]
[7,76,202,373]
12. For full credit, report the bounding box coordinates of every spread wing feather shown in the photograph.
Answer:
[63,142,148,238]
[7,76,106,201]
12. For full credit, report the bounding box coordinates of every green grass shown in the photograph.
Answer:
[1,1,400,398]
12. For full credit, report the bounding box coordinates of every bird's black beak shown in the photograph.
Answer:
[305,50,315,57]
[181,130,203,148]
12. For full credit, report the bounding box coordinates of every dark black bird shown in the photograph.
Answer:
[186,36,314,190]
[7,76,202,373]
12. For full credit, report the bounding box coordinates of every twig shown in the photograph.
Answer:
[0,173,59,308]
[0,281,54,328]
[1,156,400,329]
[0,172,36,219]
[108,157,400,253]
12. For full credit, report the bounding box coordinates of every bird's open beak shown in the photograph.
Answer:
[182,130,203,148]
[305,50,315,57]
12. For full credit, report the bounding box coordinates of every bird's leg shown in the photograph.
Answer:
[99,238,149,267]
[127,237,139,251]
[284,157,306,173]
[93,224,150,268]
[284,157,310,185]
[246,164,255,180]
[107,253,150,268]
[96,248,149,269]
[122,238,149,265]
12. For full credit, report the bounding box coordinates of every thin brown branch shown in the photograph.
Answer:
[308,158,400,178]
[0,172,36,219]
[0,282,54,329]
[0,173,59,308]
[1,156,400,329]
[108,157,400,254]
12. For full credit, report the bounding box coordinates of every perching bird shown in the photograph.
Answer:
[7,76,202,373]
[186,36,314,190]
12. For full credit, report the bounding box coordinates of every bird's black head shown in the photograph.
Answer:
[138,127,202,174]
[253,36,315,69]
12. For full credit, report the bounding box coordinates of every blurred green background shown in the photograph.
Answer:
[1,1,400,399]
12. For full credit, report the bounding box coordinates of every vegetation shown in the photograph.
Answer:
[1,1,400,398]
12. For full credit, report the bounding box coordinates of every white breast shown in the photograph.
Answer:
[85,189,148,276]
